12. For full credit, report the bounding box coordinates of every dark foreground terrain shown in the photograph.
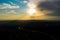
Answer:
[0,20,60,40]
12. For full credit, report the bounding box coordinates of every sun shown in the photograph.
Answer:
[27,8,36,15]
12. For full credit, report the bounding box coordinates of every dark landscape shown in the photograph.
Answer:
[0,20,60,40]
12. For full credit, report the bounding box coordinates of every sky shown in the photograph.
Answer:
[0,0,60,20]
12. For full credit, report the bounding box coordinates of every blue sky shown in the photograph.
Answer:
[0,0,30,20]
[0,0,28,13]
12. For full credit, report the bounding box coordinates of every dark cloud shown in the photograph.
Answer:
[37,1,60,16]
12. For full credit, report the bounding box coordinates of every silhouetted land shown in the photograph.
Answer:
[0,20,60,40]
[0,20,60,31]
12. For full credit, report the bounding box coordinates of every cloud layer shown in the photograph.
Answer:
[0,3,20,9]
[37,0,60,16]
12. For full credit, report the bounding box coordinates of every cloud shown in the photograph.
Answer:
[27,0,60,8]
[37,0,60,16]
[0,3,20,9]
[23,1,28,3]
[7,10,17,14]
[26,0,60,16]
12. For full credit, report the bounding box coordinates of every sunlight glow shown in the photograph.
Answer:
[27,8,36,15]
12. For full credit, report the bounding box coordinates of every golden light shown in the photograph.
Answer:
[27,8,36,15]
[27,3,37,16]
[26,3,47,17]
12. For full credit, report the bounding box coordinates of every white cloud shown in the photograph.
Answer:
[19,0,28,4]
[23,1,28,3]
[7,10,17,14]
[0,3,20,9]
